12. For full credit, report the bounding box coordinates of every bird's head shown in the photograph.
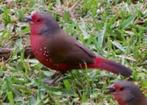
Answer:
[26,11,45,25]
[108,81,144,105]
[25,10,60,35]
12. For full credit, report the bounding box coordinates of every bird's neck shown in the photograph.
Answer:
[30,34,41,52]
[125,95,146,105]
[116,98,128,105]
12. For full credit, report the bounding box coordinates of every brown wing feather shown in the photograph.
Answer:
[47,30,95,65]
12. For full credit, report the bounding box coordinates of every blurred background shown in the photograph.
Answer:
[0,0,146,105]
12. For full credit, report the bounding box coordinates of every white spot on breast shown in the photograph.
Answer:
[43,50,49,57]
[39,48,43,51]
[44,47,47,50]
[43,53,46,56]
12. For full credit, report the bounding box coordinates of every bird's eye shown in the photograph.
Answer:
[119,87,124,91]
[36,19,41,22]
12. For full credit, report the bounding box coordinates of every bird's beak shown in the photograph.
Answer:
[25,16,32,22]
[107,85,116,94]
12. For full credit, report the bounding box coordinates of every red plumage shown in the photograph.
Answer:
[108,81,147,105]
[26,11,132,77]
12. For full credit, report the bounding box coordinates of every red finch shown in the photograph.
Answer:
[108,80,147,105]
[26,11,132,78]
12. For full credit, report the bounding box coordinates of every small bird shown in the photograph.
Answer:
[108,80,147,105]
[26,10,132,79]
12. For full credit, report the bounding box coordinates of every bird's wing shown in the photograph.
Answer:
[47,30,95,65]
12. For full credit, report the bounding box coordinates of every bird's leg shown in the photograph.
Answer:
[24,46,35,58]
[44,72,65,85]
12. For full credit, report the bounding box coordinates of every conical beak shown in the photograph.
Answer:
[25,16,32,22]
[107,85,116,94]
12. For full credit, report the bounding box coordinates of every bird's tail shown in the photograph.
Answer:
[88,57,132,77]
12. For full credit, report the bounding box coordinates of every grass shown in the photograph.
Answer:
[0,0,147,105]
